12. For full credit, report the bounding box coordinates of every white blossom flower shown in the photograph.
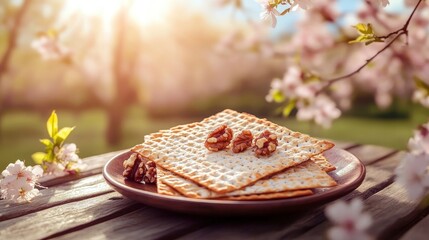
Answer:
[256,0,280,27]
[296,94,341,128]
[395,153,429,201]
[31,35,70,60]
[408,123,429,155]
[325,198,373,240]
[55,143,80,163]
[44,143,83,176]
[44,162,67,176]
[0,160,43,203]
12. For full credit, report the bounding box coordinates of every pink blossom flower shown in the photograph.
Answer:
[405,0,421,8]
[256,0,280,27]
[408,124,429,155]
[331,81,353,110]
[267,65,320,102]
[31,35,70,60]
[296,94,341,128]
[325,198,373,240]
[395,153,429,201]
[292,0,315,10]
[0,160,43,203]
[366,0,390,7]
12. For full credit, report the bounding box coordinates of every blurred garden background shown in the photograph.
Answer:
[1,0,428,170]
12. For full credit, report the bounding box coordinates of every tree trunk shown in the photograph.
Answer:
[0,0,32,135]
[106,1,132,145]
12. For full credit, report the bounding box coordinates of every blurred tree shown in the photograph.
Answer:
[0,0,32,133]
[107,0,138,145]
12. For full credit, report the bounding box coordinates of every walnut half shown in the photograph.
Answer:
[204,124,233,151]
[123,153,157,184]
[232,130,253,153]
[254,130,278,157]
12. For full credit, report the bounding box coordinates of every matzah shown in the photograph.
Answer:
[157,171,313,200]
[311,154,336,172]
[220,190,313,201]
[136,109,334,194]
[157,168,182,196]
[160,160,336,199]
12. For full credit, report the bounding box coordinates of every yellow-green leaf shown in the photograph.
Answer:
[54,126,75,145]
[415,76,429,95]
[272,90,285,103]
[282,99,296,117]
[40,138,53,147]
[47,110,58,138]
[32,152,46,164]
[353,23,373,35]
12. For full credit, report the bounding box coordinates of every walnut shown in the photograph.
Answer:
[134,161,146,183]
[232,130,253,153]
[254,130,278,157]
[122,153,141,180]
[144,161,157,184]
[204,124,233,151]
[123,153,157,184]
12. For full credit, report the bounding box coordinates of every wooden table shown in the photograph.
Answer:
[1,141,428,240]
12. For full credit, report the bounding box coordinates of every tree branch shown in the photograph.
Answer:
[318,0,424,93]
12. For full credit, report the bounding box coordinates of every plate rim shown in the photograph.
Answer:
[103,148,366,213]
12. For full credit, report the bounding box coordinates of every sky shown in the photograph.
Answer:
[198,0,408,37]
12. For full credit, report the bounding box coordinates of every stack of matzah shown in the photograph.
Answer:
[133,109,337,200]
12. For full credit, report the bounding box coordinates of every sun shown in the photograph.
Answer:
[61,0,170,26]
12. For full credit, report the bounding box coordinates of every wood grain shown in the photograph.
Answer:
[295,179,417,240]
[1,143,413,240]
[401,213,429,240]
[0,192,138,240]
[176,147,403,240]
[39,150,124,187]
[0,175,114,221]
[348,144,397,165]
[54,207,210,240]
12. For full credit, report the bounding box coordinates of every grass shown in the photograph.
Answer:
[1,105,428,170]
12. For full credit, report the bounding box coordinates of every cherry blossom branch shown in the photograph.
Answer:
[317,0,424,93]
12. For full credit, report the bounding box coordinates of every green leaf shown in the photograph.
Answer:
[40,138,53,147]
[47,110,58,138]
[54,127,75,145]
[32,152,47,164]
[282,99,296,117]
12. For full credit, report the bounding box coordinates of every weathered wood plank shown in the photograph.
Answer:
[54,207,210,240]
[0,174,114,221]
[401,213,429,240]
[295,179,419,240]
[348,144,397,165]
[0,192,139,240]
[177,148,403,240]
[39,150,125,187]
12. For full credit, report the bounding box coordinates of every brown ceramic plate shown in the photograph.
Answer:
[103,148,365,216]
